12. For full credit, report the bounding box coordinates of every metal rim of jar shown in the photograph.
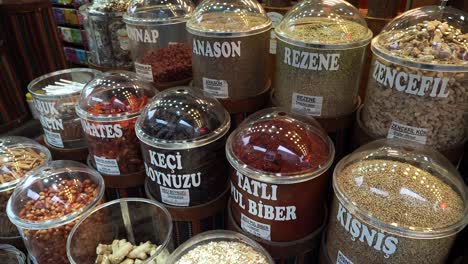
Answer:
[225,121,335,185]
[275,27,373,50]
[27,68,101,100]
[332,151,468,240]
[6,166,105,231]
[123,13,191,26]
[186,19,272,38]
[166,230,275,264]
[66,197,173,264]
[371,36,468,72]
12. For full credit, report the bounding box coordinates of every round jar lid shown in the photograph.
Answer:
[372,6,468,71]
[226,108,334,184]
[333,139,468,239]
[275,0,372,49]
[186,0,271,37]
[76,71,157,122]
[6,161,105,230]
[136,87,230,149]
[88,0,132,15]
[0,137,51,193]
[124,0,194,25]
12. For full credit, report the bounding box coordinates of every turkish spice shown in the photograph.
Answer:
[226,109,334,241]
[139,44,192,84]
[136,87,230,207]
[95,240,170,264]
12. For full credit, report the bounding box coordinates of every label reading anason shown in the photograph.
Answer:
[94,156,120,175]
[44,129,64,148]
[336,250,354,264]
[203,77,229,99]
[160,186,190,206]
[241,213,271,241]
[291,92,323,117]
[387,121,428,145]
[135,62,154,82]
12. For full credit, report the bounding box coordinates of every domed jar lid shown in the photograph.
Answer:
[226,108,334,184]
[372,5,468,71]
[124,0,194,25]
[6,161,105,230]
[0,136,52,193]
[186,0,272,37]
[333,139,468,239]
[275,0,372,49]
[136,87,230,149]
[76,71,157,122]
[88,0,132,15]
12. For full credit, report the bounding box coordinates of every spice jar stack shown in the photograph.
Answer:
[273,0,372,159]
[187,0,273,129]
[0,137,51,250]
[324,139,468,264]
[28,69,101,162]
[123,0,194,90]
[76,71,156,197]
[226,108,335,262]
[136,87,231,246]
[356,6,468,165]
[81,0,133,71]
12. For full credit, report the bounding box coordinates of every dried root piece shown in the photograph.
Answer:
[95,239,169,264]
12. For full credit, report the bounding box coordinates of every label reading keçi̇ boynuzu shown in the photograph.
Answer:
[387,121,428,145]
[94,155,121,175]
[202,77,229,99]
[144,149,201,207]
[34,99,65,148]
[135,62,154,82]
[291,92,323,117]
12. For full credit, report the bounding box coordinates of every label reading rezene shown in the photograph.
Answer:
[241,213,271,241]
[387,121,428,145]
[292,92,323,116]
[283,47,340,71]
[135,62,154,82]
[202,77,229,99]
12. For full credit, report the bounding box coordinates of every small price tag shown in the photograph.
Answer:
[94,156,121,175]
[336,250,354,264]
[135,62,154,82]
[387,121,428,145]
[202,77,229,99]
[267,12,283,55]
[44,129,64,148]
[160,186,190,206]
[240,213,271,241]
[291,92,323,117]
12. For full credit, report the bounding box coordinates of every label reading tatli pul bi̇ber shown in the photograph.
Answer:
[203,77,229,99]
[387,121,428,145]
[94,155,121,175]
[135,62,154,82]
[44,129,64,148]
[291,92,323,117]
[241,213,271,241]
[337,250,354,264]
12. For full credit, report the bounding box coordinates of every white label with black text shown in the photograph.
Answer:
[202,77,228,99]
[336,250,354,264]
[291,92,323,116]
[160,186,190,206]
[44,129,64,148]
[387,121,428,145]
[240,213,271,241]
[135,62,154,82]
[267,12,283,54]
[94,156,120,175]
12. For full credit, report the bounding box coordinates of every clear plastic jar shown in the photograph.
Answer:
[136,87,230,206]
[361,6,468,150]
[7,161,105,264]
[81,0,133,67]
[28,68,100,149]
[67,198,173,264]
[226,108,334,242]
[76,71,157,176]
[326,139,468,264]
[0,244,27,264]
[167,230,275,263]
[187,0,272,100]
[274,0,372,118]
[0,137,51,244]
[124,0,194,85]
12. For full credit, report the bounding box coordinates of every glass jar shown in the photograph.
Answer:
[136,87,230,206]
[6,161,105,264]
[167,230,275,263]
[67,198,173,264]
[0,244,27,264]
[76,71,157,176]
[226,108,334,242]
[361,6,468,150]
[326,139,468,264]
[187,0,272,100]
[0,137,51,244]
[82,0,133,67]
[28,68,101,149]
[124,0,194,85]
[274,0,372,118]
